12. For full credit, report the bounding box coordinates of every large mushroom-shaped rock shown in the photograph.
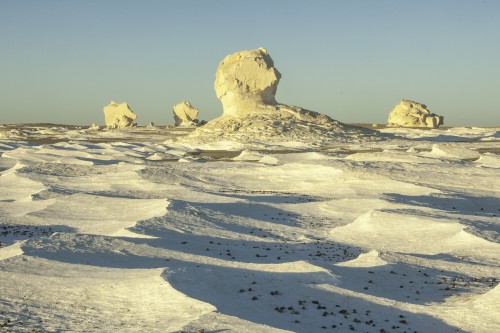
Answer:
[179,47,378,145]
[388,100,443,128]
[103,101,137,128]
[172,101,200,127]
[215,47,281,117]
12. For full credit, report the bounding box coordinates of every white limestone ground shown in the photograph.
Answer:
[0,125,498,332]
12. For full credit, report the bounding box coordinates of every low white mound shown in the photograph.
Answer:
[252,260,337,275]
[481,129,500,141]
[0,241,24,260]
[175,140,246,151]
[146,152,180,161]
[430,143,481,160]
[37,128,63,135]
[470,284,500,310]
[346,151,437,164]
[258,155,279,165]
[231,151,279,165]
[180,47,380,145]
[0,163,54,217]
[0,258,215,332]
[57,156,95,166]
[475,153,500,168]
[440,284,500,333]
[35,164,165,194]
[233,150,264,161]
[214,162,345,197]
[27,193,168,236]
[183,104,379,145]
[329,210,499,256]
[336,250,388,268]
[3,144,121,166]
[3,147,61,163]
[268,151,330,165]
[178,157,198,163]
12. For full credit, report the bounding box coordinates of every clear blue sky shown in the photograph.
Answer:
[1,0,499,126]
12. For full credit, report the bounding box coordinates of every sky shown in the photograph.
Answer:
[1,0,499,126]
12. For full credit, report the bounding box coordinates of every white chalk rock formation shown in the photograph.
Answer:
[103,101,137,128]
[182,47,378,145]
[388,100,443,128]
[172,101,200,127]
[215,47,281,117]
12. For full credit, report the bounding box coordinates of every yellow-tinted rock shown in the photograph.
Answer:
[103,101,137,128]
[172,101,199,127]
[388,100,443,128]
[214,47,281,117]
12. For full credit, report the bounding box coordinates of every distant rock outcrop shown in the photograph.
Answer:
[173,101,200,127]
[388,100,443,128]
[181,47,378,145]
[103,101,137,128]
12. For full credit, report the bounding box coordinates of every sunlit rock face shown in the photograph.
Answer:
[103,101,137,128]
[172,101,200,127]
[388,100,443,128]
[214,47,281,117]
